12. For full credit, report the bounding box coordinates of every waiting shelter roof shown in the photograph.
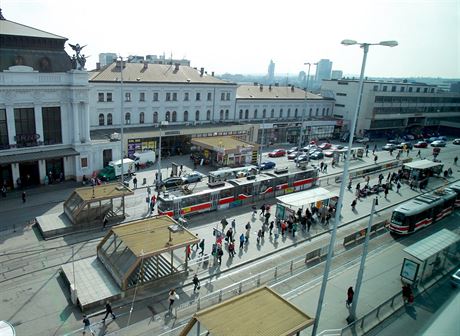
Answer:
[403,159,443,170]
[404,229,459,262]
[74,183,133,202]
[179,286,314,336]
[191,136,258,154]
[276,187,338,208]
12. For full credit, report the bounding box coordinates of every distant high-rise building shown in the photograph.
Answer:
[267,60,275,84]
[315,59,333,83]
[331,70,343,80]
[127,55,145,63]
[99,53,117,67]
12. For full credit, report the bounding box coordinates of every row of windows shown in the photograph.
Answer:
[373,106,458,114]
[374,96,460,104]
[370,119,405,128]
[237,107,330,119]
[98,91,232,103]
[373,85,435,93]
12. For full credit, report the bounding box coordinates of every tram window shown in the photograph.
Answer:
[391,211,405,224]
[276,176,288,185]
[240,185,252,196]
[219,188,233,198]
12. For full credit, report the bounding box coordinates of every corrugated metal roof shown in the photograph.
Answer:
[0,19,66,39]
[89,62,234,85]
[403,159,443,170]
[404,229,460,261]
[0,147,79,165]
[277,187,338,208]
[236,85,325,100]
[191,136,257,152]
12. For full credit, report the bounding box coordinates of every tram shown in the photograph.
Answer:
[158,168,318,218]
[447,182,460,208]
[389,188,457,235]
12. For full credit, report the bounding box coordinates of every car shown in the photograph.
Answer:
[332,144,344,150]
[182,171,205,184]
[318,142,332,150]
[402,134,415,140]
[309,151,324,160]
[355,137,370,144]
[437,136,447,141]
[425,137,438,143]
[308,148,322,155]
[414,141,428,148]
[396,142,413,150]
[302,144,317,152]
[268,149,286,157]
[431,140,446,147]
[451,268,460,288]
[453,139,460,145]
[158,177,184,189]
[287,151,300,160]
[382,143,397,151]
[258,161,276,170]
[324,150,334,157]
[287,146,298,154]
[294,154,309,163]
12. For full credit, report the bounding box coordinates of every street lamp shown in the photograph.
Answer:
[311,39,397,336]
[157,120,169,185]
[258,118,265,168]
[296,62,312,164]
[119,56,125,185]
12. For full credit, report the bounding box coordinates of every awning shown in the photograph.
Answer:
[276,187,338,208]
[404,229,460,262]
[403,159,443,170]
[0,147,79,165]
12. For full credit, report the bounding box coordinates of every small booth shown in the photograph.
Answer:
[275,187,338,220]
[179,286,314,336]
[402,159,444,182]
[332,147,364,163]
[401,229,460,286]
[191,136,260,167]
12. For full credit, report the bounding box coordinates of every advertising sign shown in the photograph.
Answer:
[400,258,420,283]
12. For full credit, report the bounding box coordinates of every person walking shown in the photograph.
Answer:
[260,204,266,216]
[102,301,116,322]
[323,163,328,173]
[346,287,354,308]
[198,239,205,256]
[228,240,235,257]
[416,150,421,158]
[257,229,263,245]
[217,244,223,264]
[168,289,179,313]
[186,245,191,260]
[264,211,271,225]
[351,199,357,211]
[320,161,324,172]
[21,191,26,203]
[239,233,245,249]
[193,274,200,293]
[455,156,458,165]
[231,218,236,232]
[384,186,389,200]
[82,315,95,336]
[220,217,228,231]
[396,181,401,194]
[374,155,378,164]
[269,221,274,236]
[133,177,138,189]
[1,185,6,198]
[273,225,280,241]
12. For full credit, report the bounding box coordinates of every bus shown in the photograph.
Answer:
[390,188,456,235]
[158,168,318,218]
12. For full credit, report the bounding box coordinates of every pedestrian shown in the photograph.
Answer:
[389,148,393,156]
[346,287,354,308]
[356,182,361,191]
[374,155,378,164]
[331,159,335,168]
[1,185,6,198]
[133,176,138,189]
[186,245,191,260]
[257,229,262,245]
[264,211,271,224]
[103,217,108,229]
[228,240,235,257]
[260,203,266,216]
[225,227,233,242]
[220,217,228,231]
[407,148,410,157]
[384,186,389,199]
[269,221,274,236]
[292,222,298,237]
[448,167,453,176]
[375,196,379,207]
[320,161,324,172]
[402,284,413,304]
[455,156,458,165]
[239,233,245,249]
[82,315,95,335]
[347,180,352,191]
[397,182,401,194]
[21,191,26,203]
[102,301,116,322]
[198,238,205,256]
[231,218,236,232]
[323,163,328,173]
[387,172,391,181]
[273,225,280,241]
[351,199,357,211]
[281,221,287,236]
[193,274,200,293]
[168,289,179,312]
[217,244,223,264]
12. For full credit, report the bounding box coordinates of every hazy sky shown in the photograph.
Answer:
[2,0,459,78]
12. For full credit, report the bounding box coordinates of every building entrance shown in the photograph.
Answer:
[0,164,13,190]
[46,158,64,183]
[18,161,40,187]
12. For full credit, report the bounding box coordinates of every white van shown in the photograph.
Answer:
[133,151,156,166]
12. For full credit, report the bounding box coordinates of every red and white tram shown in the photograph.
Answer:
[447,182,460,208]
[390,188,457,235]
[158,168,318,218]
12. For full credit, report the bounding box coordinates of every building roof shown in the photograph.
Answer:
[179,286,314,336]
[277,187,338,208]
[191,136,258,154]
[74,183,134,202]
[89,62,235,85]
[111,215,199,257]
[403,159,443,170]
[236,85,326,100]
[404,229,460,262]
[0,19,66,39]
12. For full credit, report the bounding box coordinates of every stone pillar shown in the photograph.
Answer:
[82,102,91,142]
[34,104,44,145]
[38,159,47,185]
[72,102,80,144]
[11,163,20,189]
[6,106,16,146]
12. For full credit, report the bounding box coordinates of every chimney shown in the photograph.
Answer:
[174,63,180,71]
[291,86,294,92]
[96,62,101,70]
[269,85,272,91]
[200,67,204,76]
[143,61,148,70]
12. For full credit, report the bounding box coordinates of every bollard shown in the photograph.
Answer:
[239,281,243,293]
[218,289,222,302]
[197,298,200,311]
[274,266,278,278]
[257,274,261,286]
[290,260,294,272]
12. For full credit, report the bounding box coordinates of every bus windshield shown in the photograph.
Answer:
[391,211,405,224]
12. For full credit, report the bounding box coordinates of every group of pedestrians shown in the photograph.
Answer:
[81,301,116,335]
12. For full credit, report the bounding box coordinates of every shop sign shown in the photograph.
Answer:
[14,133,40,142]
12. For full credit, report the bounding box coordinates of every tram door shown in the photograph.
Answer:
[173,199,182,219]
[210,191,219,211]
[252,181,261,202]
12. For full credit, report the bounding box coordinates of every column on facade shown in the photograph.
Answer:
[34,104,44,145]
[72,102,80,144]
[83,102,91,142]
[5,106,16,146]
[38,159,47,185]
[11,163,20,189]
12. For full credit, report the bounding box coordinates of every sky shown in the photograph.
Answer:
[1,0,459,78]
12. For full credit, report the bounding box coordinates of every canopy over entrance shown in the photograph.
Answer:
[179,286,314,336]
[403,159,443,171]
[276,187,338,208]
[404,229,459,262]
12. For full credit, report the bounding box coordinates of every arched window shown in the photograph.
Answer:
[184,110,189,122]
[125,112,131,125]
[195,110,200,121]
[98,113,105,126]
[165,111,170,122]
[295,108,298,118]
[139,112,144,124]
[245,109,249,119]
[287,108,291,117]
[263,109,266,118]
[326,107,330,115]
[225,109,229,120]
[316,108,319,116]
[280,109,283,118]
[239,109,243,119]
[254,109,258,119]
[206,110,211,120]
[153,111,158,123]
[107,113,113,125]
[172,111,177,122]
[220,109,224,120]
[322,108,325,116]
[309,108,313,117]
[271,109,275,118]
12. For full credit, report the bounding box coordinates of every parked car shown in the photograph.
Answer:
[332,144,344,150]
[310,151,324,160]
[414,141,428,148]
[425,137,438,143]
[259,161,276,170]
[388,139,399,144]
[437,136,447,141]
[318,142,332,150]
[431,140,446,147]
[158,177,184,189]
[182,171,205,184]
[453,139,460,145]
[402,134,415,140]
[268,149,286,157]
[302,144,317,152]
[382,143,397,151]
[355,137,370,144]
[287,146,298,154]
[451,268,460,288]
[324,150,334,157]
[287,151,300,160]
[294,154,309,163]
[396,142,413,150]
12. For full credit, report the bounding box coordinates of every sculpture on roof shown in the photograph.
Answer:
[69,43,87,70]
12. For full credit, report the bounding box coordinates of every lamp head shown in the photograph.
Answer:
[379,40,398,47]
[341,39,357,46]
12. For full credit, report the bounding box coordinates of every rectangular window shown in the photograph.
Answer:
[373,85,378,91]
[226,92,230,100]
[408,87,413,92]
[106,92,112,102]
[400,87,405,92]
[81,157,88,168]
[153,92,159,101]
[166,92,171,101]
[336,93,347,96]
[172,92,177,101]
[42,106,62,145]
[196,92,201,101]
[221,92,225,101]
[98,92,104,102]
[184,92,189,101]
[125,92,131,102]
[382,86,387,92]
[0,109,9,149]
[14,108,36,147]
[207,92,212,101]
[416,87,420,93]
[391,86,396,92]
[139,92,145,101]
[423,88,428,93]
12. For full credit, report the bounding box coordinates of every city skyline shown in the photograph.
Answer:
[1,0,459,78]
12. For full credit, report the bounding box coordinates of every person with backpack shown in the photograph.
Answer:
[239,233,245,249]
[228,240,235,257]
[82,315,95,335]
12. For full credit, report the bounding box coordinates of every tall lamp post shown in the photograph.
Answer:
[258,118,265,168]
[157,121,169,185]
[296,62,312,163]
[119,56,125,185]
[311,39,398,336]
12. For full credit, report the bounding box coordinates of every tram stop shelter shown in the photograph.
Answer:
[402,229,460,286]
[36,183,133,238]
[275,187,338,220]
[179,286,314,336]
[402,159,444,181]
[191,136,259,167]
[97,215,200,290]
